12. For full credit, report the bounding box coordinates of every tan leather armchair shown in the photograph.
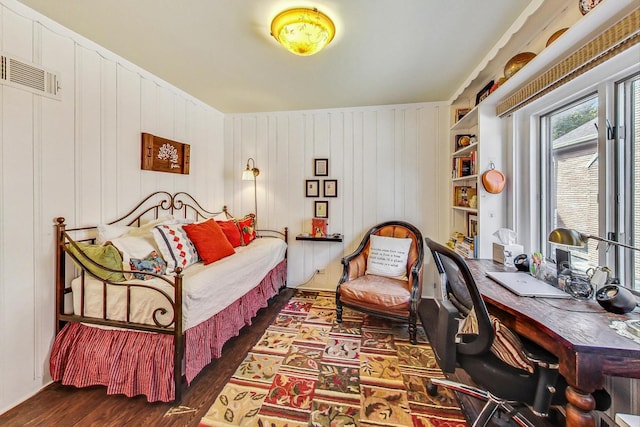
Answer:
[336,221,424,344]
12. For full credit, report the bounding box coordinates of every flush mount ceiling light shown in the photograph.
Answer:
[270,7,335,56]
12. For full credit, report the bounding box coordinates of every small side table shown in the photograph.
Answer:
[296,234,343,242]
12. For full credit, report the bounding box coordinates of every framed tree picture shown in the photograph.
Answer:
[141,133,190,174]
[305,180,320,197]
[314,158,328,176]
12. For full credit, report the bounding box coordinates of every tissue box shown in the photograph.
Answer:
[493,243,524,266]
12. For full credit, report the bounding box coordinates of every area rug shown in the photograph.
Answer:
[199,290,467,427]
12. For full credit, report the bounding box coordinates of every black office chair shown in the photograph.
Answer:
[421,238,568,426]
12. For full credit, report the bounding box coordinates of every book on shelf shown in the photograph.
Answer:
[312,217,327,237]
[451,151,477,178]
[453,235,476,259]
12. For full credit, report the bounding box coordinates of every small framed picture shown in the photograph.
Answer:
[305,180,320,197]
[314,158,328,176]
[455,108,470,122]
[475,80,494,106]
[314,201,328,218]
[323,179,338,197]
[467,213,478,237]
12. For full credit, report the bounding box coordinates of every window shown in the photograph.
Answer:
[540,73,640,290]
[617,74,640,289]
[542,95,599,272]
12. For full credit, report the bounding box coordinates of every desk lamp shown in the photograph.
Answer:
[548,227,639,313]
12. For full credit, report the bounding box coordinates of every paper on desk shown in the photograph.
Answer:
[610,321,640,345]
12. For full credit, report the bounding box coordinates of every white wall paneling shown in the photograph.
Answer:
[1,2,38,409]
[225,103,446,291]
[0,0,224,413]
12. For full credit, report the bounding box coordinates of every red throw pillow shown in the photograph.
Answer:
[216,220,242,247]
[236,214,256,245]
[182,219,235,265]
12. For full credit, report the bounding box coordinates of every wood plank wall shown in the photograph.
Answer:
[224,104,451,290]
[0,0,224,413]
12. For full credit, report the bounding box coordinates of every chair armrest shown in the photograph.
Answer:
[341,252,367,282]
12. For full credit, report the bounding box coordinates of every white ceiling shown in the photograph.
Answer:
[17,0,531,113]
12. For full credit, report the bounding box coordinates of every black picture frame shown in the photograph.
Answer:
[455,108,470,122]
[314,201,328,218]
[323,179,338,197]
[314,158,328,176]
[475,80,494,105]
[305,180,320,197]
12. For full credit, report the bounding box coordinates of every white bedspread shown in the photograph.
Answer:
[71,238,287,330]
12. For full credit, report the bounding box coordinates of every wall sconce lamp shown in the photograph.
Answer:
[548,227,640,252]
[271,7,335,56]
[548,227,639,313]
[242,158,260,226]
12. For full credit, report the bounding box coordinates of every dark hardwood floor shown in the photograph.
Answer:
[0,288,296,427]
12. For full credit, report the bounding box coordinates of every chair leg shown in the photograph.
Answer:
[409,319,417,345]
[473,399,500,427]
[335,294,343,323]
[430,379,535,427]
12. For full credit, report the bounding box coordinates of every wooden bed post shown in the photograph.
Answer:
[55,217,67,334]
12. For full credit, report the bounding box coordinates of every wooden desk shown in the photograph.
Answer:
[466,259,640,427]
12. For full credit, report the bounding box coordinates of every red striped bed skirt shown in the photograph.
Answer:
[49,259,287,402]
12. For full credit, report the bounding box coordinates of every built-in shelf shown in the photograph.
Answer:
[296,234,343,242]
[452,174,478,182]
[451,106,478,131]
[453,142,479,157]
[451,206,478,213]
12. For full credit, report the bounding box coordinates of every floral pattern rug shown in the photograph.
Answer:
[199,290,467,427]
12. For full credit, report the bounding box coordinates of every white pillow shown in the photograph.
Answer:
[96,224,134,245]
[127,216,176,236]
[365,235,412,280]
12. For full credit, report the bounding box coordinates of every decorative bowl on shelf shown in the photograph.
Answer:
[504,52,537,79]
[579,0,603,15]
[546,28,568,47]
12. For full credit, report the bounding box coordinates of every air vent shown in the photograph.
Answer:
[0,53,61,100]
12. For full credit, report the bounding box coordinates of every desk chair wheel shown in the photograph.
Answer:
[427,380,438,397]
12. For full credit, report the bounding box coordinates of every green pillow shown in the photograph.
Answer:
[68,242,126,282]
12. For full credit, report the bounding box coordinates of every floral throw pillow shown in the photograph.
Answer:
[236,214,256,245]
[129,251,167,280]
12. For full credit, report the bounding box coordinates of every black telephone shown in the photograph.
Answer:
[513,254,529,272]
